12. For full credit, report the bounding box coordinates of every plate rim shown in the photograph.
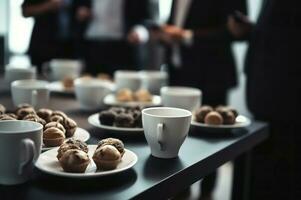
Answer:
[88,113,144,133]
[35,145,138,178]
[48,81,74,94]
[191,115,251,129]
[103,93,162,107]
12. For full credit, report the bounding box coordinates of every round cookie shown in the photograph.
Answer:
[204,111,223,125]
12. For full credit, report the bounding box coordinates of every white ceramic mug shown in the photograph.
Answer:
[160,86,202,112]
[0,120,43,185]
[11,80,50,108]
[74,78,115,110]
[43,59,82,81]
[114,70,141,91]
[139,70,168,94]
[4,66,37,83]
[142,107,192,159]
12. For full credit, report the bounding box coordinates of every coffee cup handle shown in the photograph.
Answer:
[19,139,36,175]
[31,90,38,108]
[157,123,166,151]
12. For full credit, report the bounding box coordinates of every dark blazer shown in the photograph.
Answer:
[245,0,301,119]
[167,0,247,90]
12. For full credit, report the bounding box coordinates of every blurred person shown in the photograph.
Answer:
[228,0,301,199]
[84,0,151,75]
[22,0,91,72]
[151,0,247,199]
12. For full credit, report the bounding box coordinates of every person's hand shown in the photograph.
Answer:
[227,11,253,39]
[46,0,63,11]
[76,7,91,22]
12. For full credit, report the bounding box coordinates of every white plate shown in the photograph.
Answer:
[103,94,162,107]
[35,145,138,178]
[42,128,90,151]
[191,115,251,130]
[88,113,144,134]
[48,81,74,94]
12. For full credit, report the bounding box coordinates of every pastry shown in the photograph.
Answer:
[0,114,17,121]
[52,111,68,120]
[64,117,77,137]
[16,107,36,119]
[132,110,142,127]
[97,138,125,157]
[43,127,65,147]
[37,108,53,122]
[93,145,121,170]
[97,73,112,81]
[109,107,126,114]
[59,149,90,173]
[204,111,223,125]
[195,105,213,123]
[57,139,88,160]
[116,88,134,102]
[114,113,135,128]
[0,104,5,115]
[49,115,65,124]
[222,111,236,125]
[62,77,74,89]
[98,111,116,126]
[44,121,66,133]
[23,114,46,126]
[134,89,152,102]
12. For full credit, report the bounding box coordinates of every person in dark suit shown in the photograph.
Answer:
[228,0,301,199]
[84,0,151,75]
[150,0,247,199]
[22,0,91,72]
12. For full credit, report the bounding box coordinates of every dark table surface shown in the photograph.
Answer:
[0,88,269,200]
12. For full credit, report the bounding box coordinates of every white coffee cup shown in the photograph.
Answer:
[139,70,168,94]
[0,120,43,185]
[74,78,115,110]
[114,70,141,91]
[4,66,37,83]
[160,86,202,112]
[43,59,82,81]
[142,107,192,159]
[11,80,50,108]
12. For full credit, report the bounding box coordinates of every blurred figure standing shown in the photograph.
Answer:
[151,0,247,198]
[84,0,151,75]
[228,0,301,199]
[22,0,91,72]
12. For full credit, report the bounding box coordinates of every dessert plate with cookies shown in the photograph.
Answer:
[35,138,138,178]
[88,107,144,134]
[104,88,161,107]
[191,105,251,132]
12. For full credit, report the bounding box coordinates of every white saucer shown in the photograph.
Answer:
[42,127,90,151]
[191,115,251,131]
[35,145,138,178]
[103,94,161,107]
[88,113,144,134]
[48,81,74,94]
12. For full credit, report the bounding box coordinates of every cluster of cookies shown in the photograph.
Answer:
[62,73,112,89]
[57,138,124,173]
[195,105,238,125]
[116,88,152,102]
[0,104,77,147]
[99,106,142,128]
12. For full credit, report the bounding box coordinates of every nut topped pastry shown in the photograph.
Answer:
[44,121,66,133]
[16,107,36,120]
[64,117,77,137]
[23,114,47,126]
[0,114,17,121]
[204,111,224,125]
[37,108,53,122]
[0,104,6,115]
[195,105,213,123]
[134,89,152,102]
[50,111,68,124]
[93,145,121,170]
[116,88,134,102]
[57,139,88,160]
[59,149,90,173]
[97,138,125,157]
[43,127,65,147]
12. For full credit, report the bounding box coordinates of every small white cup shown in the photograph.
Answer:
[43,59,82,81]
[4,66,37,83]
[114,70,141,91]
[11,80,50,108]
[0,120,43,185]
[74,78,115,110]
[142,107,192,159]
[139,70,168,94]
[160,86,202,112]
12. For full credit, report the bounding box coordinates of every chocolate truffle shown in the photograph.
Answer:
[57,139,88,160]
[204,111,223,125]
[59,149,90,173]
[195,105,213,123]
[132,110,142,128]
[114,113,135,128]
[97,138,125,156]
[109,107,126,114]
[222,111,236,125]
[93,145,121,170]
[98,111,116,126]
